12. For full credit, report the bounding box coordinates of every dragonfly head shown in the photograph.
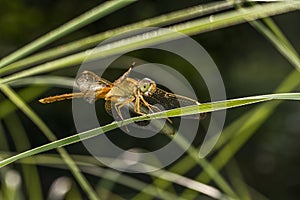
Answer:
[139,78,156,96]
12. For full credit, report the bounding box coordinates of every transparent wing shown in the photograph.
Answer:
[144,87,205,119]
[76,71,111,103]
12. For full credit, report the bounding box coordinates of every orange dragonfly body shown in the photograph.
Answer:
[39,63,204,122]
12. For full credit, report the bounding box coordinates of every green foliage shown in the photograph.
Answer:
[0,1,299,200]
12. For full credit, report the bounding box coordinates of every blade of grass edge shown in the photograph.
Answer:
[4,113,43,200]
[0,0,135,68]
[212,20,300,152]
[0,84,99,200]
[0,153,218,200]
[225,160,251,200]
[182,12,300,198]
[0,0,236,76]
[0,93,300,168]
[1,2,299,84]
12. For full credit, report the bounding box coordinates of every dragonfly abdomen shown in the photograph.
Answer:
[39,92,84,104]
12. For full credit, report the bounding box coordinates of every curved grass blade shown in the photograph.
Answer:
[0,83,99,200]
[0,0,135,68]
[1,2,299,84]
[183,15,300,199]
[0,1,237,76]
[8,76,74,88]
[1,152,229,200]
[4,113,43,200]
[0,86,48,119]
[1,93,300,169]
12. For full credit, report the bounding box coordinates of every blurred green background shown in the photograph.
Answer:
[1,0,300,199]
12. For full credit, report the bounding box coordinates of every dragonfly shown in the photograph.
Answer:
[39,63,205,132]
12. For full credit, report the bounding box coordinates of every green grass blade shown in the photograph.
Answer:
[4,113,43,200]
[187,71,300,198]
[151,169,227,199]
[6,152,190,200]
[250,20,300,68]
[0,84,99,200]
[1,2,299,84]
[212,31,300,154]
[3,151,227,200]
[225,160,251,200]
[0,0,135,68]
[171,134,238,198]
[1,92,300,169]
[0,86,48,119]
[183,20,300,198]
[261,18,298,56]
[8,76,74,88]
[82,167,186,200]
[182,17,300,197]
[0,1,237,75]
[196,75,300,181]
[95,156,229,199]
[0,121,9,150]
[133,155,197,200]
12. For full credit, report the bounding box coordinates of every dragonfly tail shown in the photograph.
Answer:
[39,92,84,104]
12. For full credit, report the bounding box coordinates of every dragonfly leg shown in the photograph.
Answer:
[138,95,157,112]
[111,96,135,132]
[114,96,136,120]
[139,95,173,124]
[133,95,149,116]
[112,62,136,86]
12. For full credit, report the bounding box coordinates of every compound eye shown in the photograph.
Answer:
[139,78,156,94]
[140,81,151,93]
